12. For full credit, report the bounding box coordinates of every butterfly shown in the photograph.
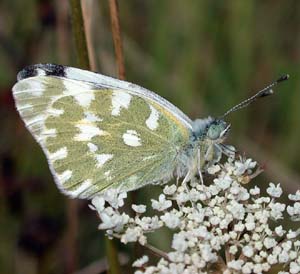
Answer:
[12,64,288,199]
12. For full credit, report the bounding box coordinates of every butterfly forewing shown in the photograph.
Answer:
[13,73,190,198]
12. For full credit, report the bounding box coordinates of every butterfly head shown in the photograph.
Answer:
[206,119,230,142]
[192,117,230,144]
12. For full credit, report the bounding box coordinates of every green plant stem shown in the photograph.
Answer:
[67,1,91,273]
[105,237,122,274]
[69,1,122,273]
[144,243,169,261]
[69,0,90,69]
[107,0,141,269]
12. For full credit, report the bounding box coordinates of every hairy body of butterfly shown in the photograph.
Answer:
[13,64,230,199]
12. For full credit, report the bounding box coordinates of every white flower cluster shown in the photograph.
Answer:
[90,157,300,274]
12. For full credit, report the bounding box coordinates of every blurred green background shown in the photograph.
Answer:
[0,0,299,273]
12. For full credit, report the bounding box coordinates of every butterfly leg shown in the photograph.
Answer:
[197,148,204,185]
[182,169,192,191]
[181,170,198,208]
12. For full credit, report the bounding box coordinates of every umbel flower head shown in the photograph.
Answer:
[90,154,300,274]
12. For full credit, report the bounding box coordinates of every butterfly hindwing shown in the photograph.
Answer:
[13,66,191,199]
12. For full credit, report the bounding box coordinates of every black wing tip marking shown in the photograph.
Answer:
[17,64,67,81]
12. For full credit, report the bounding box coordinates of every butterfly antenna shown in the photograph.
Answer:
[220,74,289,118]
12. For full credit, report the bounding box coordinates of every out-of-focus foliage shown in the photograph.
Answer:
[0,0,299,273]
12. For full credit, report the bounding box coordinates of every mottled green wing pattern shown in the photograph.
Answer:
[13,76,190,198]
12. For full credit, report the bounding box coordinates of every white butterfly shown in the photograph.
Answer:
[12,64,288,199]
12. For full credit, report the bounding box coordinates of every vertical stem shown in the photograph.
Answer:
[55,0,69,63]
[70,1,122,273]
[65,199,78,274]
[105,1,125,273]
[67,0,91,272]
[81,0,97,71]
[69,0,90,69]
[105,238,121,274]
[108,0,126,80]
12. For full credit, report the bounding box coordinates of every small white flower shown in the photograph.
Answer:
[266,183,282,198]
[89,196,105,212]
[103,189,127,208]
[288,190,300,201]
[207,164,221,174]
[163,184,177,195]
[209,216,220,226]
[234,222,245,232]
[99,210,129,231]
[228,259,244,270]
[151,194,172,211]
[176,191,190,204]
[208,184,220,196]
[200,244,218,262]
[189,188,201,202]
[133,255,149,267]
[242,262,254,274]
[278,251,290,263]
[234,158,256,176]
[243,245,254,257]
[267,254,277,265]
[275,226,286,237]
[214,175,232,190]
[229,245,238,255]
[287,202,300,218]
[245,214,255,231]
[254,241,263,251]
[250,186,260,195]
[263,237,277,249]
[269,202,285,220]
[192,226,209,239]
[132,204,146,214]
[172,232,188,252]
[161,212,181,229]
[290,262,300,274]
[287,229,299,239]
[121,227,143,244]
[226,200,245,220]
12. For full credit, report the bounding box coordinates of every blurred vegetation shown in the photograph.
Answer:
[0,0,299,273]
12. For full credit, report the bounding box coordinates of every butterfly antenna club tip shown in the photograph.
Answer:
[277,74,289,83]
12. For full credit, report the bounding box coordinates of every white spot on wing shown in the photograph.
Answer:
[49,147,68,162]
[104,170,112,180]
[111,91,131,116]
[35,68,46,76]
[48,108,64,116]
[122,130,141,147]
[63,80,95,107]
[95,154,113,167]
[26,80,44,96]
[74,92,95,108]
[87,142,98,153]
[57,170,72,184]
[74,124,106,141]
[71,179,93,197]
[146,105,160,130]
[84,111,102,122]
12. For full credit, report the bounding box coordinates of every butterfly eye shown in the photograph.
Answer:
[207,124,221,140]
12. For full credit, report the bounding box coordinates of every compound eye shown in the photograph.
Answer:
[207,125,221,140]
